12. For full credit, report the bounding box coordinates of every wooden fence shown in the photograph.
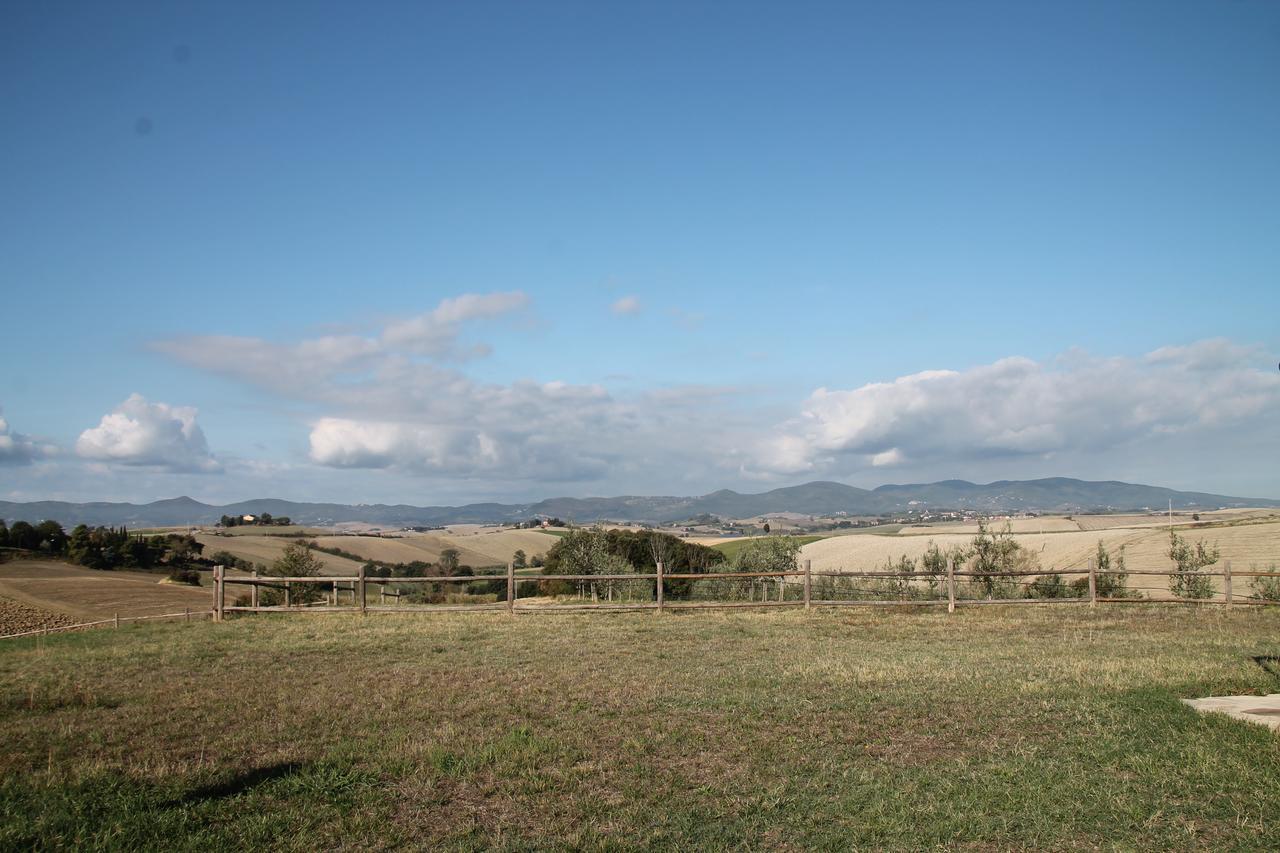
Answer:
[0,607,212,640]
[6,560,1274,640]
[209,559,1280,621]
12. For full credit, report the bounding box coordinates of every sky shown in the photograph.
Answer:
[1,1,1278,506]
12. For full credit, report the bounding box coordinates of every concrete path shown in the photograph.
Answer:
[1183,694,1280,731]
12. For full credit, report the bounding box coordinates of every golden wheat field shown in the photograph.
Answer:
[897,517,1082,535]
[194,535,367,574]
[800,517,1280,600]
[195,528,560,572]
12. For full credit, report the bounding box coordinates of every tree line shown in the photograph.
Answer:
[0,519,206,582]
[218,513,292,527]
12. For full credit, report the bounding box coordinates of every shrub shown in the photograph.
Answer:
[1167,531,1218,600]
[260,541,326,605]
[1251,564,1280,602]
[733,536,801,574]
[1029,574,1075,599]
[969,521,1035,597]
[166,568,202,586]
[1094,540,1138,599]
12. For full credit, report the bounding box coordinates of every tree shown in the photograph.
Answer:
[272,541,324,576]
[551,529,615,600]
[439,548,461,575]
[1093,540,1133,599]
[0,520,8,547]
[733,535,801,573]
[512,549,527,569]
[266,541,326,604]
[34,520,67,554]
[762,522,771,533]
[7,521,38,550]
[921,540,967,594]
[969,520,1036,598]
[1167,531,1218,599]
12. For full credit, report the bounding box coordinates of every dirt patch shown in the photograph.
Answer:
[0,596,79,636]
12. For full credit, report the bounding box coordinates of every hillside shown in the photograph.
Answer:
[2,478,1276,527]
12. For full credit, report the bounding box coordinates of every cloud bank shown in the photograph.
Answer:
[146,290,1278,495]
[751,339,1280,477]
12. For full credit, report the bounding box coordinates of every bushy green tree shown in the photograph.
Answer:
[1092,540,1136,599]
[969,521,1037,598]
[1251,564,1280,602]
[1167,531,1218,599]
[7,521,38,550]
[264,541,326,604]
[733,535,801,573]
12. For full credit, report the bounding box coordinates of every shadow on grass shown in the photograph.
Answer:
[1251,655,1280,684]
[168,761,304,805]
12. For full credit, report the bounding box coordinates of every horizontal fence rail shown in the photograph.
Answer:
[206,559,1280,622]
[0,607,212,640]
[6,558,1279,641]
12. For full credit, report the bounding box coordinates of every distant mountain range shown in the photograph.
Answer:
[2,478,1277,528]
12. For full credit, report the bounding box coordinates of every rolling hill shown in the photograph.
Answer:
[2,478,1276,527]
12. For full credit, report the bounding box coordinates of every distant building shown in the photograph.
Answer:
[242,514,256,523]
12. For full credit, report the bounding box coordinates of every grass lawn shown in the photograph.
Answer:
[4,606,1280,849]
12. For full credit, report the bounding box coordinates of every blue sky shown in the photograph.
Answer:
[2,1,1277,505]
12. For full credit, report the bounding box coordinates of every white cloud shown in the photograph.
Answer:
[382,291,529,357]
[752,342,1280,477]
[76,394,221,473]
[611,295,642,315]
[0,409,56,465]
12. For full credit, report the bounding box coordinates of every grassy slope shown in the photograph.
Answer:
[4,607,1280,849]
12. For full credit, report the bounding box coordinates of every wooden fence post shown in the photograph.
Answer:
[1224,560,1233,609]
[656,561,664,613]
[114,612,120,629]
[185,607,190,622]
[507,561,515,615]
[947,557,956,614]
[1088,558,1097,608]
[251,569,260,610]
[358,564,367,614]
[804,559,812,610]
[214,564,224,622]
[284,582,291,608]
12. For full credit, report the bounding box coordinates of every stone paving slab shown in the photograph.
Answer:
[1183,693,1280,730]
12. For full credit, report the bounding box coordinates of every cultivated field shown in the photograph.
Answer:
[801,515,1280,596]
[4,607,1280,848]
[0,560,211,621]
[195,528,560,573]
[194,535,367,575]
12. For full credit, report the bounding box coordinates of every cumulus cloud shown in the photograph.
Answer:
[76,394,221,473]
[611,295,642,315]
[751,340,1280,476]
[0,409,56,465]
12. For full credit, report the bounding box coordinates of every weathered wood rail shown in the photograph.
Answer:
[4,558,1276,640]
[208,559,1280,621]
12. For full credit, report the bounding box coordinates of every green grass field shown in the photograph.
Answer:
[4,606,1280,849]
